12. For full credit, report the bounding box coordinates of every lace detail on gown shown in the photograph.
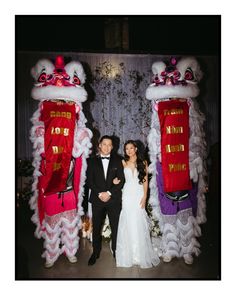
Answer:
[116,167,160,268]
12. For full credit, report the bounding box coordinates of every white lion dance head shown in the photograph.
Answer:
[146,56,207,265]
[29,56,92,267]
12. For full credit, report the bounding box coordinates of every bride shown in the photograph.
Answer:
[114,140,160,268]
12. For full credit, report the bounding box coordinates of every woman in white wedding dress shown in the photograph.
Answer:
[115,140,160,268]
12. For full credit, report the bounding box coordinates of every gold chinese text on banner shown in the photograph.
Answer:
[157,99,192,192]
[40,101,76,195]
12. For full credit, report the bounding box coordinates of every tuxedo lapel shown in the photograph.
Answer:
[106,156,114,184]
[96,156,106,181]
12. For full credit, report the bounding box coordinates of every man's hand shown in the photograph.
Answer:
[98,192,111,202]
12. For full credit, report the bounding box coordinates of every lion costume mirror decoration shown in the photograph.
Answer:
[29,56,92,268]
[146,57,207,265]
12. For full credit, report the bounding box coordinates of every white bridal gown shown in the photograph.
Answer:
[116,167,160,268]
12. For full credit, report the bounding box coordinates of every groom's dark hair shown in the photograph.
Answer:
[99,135,113,144]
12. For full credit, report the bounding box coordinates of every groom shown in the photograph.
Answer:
[87,135,125,265]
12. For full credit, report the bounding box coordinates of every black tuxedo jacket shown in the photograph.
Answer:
[87,154,125,205]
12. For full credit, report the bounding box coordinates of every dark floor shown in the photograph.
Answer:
[16,194,220,280]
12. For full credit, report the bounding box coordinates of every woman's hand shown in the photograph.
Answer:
[113,177,121,185]
[140,196,146,209]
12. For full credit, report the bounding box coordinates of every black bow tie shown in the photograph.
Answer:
[101,156,110,160]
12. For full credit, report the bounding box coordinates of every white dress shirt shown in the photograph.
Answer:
[100,154,110,179]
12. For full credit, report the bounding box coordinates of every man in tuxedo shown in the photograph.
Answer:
[87,135,125,265]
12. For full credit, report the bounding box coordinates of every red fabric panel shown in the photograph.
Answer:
[157,99,192,192]
[44,190,77,216]
[40,101,76,195]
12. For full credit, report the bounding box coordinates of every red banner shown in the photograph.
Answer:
[157,99,192,192]
[40,101,76,195]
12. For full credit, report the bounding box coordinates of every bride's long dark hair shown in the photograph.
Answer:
[124,140,146,184]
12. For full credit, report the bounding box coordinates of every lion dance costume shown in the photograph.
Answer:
[146,57,207,264]
[30,56,92,267]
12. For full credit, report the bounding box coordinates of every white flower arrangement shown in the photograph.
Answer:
[101,215,112,241]
[150,216,161,237]
[147,203,162,238]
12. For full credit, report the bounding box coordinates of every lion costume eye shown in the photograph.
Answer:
[184,68,194,81]
[38,72,47,82]
[152,74,159,84]
[73,75,81,85]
